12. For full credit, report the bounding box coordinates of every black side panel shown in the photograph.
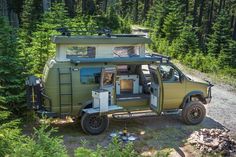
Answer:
[26,76,42,110]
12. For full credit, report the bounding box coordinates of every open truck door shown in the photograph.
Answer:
[149,65,163,114]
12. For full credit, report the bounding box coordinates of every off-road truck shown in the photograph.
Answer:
[26,29,213,135]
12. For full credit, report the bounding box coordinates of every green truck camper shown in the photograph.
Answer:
[26,29,213,135]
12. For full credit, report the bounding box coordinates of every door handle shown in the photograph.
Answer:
[150,87,154,93]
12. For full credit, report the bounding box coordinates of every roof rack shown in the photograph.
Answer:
[56,27,112,37]
[145,53,171,63]
[68,53,170,64]
[111,34,146,37]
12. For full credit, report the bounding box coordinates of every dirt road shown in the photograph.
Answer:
[177,63,236,136]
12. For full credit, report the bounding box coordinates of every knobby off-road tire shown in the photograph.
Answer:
[81,113,109,135]
[182,101,206,125]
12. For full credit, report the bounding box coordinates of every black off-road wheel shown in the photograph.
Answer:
[81,113,109,135]
[182,101,206,125]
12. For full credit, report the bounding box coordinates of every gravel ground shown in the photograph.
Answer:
[177,62,236,137]
[205,83,236,136]
[58,64,236,156]
[23,63,236,157]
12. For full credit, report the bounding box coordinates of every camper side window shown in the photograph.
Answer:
[80,67,101,84]
[66,46,96,58]
[113,46,139,57]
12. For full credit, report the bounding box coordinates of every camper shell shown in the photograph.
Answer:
[26,31,213,135]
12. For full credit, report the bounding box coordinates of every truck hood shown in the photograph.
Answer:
[186,75,209,85]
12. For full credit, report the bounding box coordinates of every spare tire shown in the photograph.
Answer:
[81,113,109,135]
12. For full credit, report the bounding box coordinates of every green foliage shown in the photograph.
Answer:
[147,2,235,78]
[0,17,25,112]
[96,6,131,33]
[154,36,170,55]
[206,10,235,72]
[74,147,98,157]
[29,2,68,75]
[74,137,137,157]
[207,10,232,57]
[0,110,21,156]
[18,0,43,74]
[105,138,137,157]
[169,24,200,58]
[26,2,131,75]
[68,15,97,33]
[0,112,68,157]
[12,123,68,157]
[20,0,42,36]
[163,11,183,42]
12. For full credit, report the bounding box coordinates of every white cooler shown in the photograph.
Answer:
[92,89,109,112]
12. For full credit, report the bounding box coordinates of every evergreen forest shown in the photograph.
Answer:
[0,0,236,156]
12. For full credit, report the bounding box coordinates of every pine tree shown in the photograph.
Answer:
[163,11,183,42]
[207,10,233,69]
[207,10,232,56]
[0,17,24,112]
[146,1,170,36]
[18,0,43,75]
[170,23,200,58]
[29,2,69,75]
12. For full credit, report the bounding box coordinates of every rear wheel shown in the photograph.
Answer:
[182,101,206,125]
[81,113,109,135]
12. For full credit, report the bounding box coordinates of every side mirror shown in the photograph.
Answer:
[180,74,185,83]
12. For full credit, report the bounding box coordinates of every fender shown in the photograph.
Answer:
[78,100,93,117]
[180,91,206,109]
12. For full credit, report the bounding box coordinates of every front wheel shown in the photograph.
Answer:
[182,101,206,125]
[81,113,109,135]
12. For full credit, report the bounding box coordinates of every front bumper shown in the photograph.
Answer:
[205,97,212,104]
[205,81,214,103]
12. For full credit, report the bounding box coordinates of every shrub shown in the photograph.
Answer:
[12,123,68,157]
[0,111,22,156]
[74,137,137,157]
[0,112,68,157]
[74,147,98,157]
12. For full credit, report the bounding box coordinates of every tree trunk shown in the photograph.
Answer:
[198,0,204,27]
[231,15,235,28]
[65,0,75,17]
[192,0,198,27]
[185,0,189,17]
[88,0,95,15]
[219,0,223,13]
[222,0,225,9]
[233,18,236,40]
[134,0,138,22]
[82,0,86,14]
[143,0,150,20]
[104,0,107,13]
[207,0,214,33]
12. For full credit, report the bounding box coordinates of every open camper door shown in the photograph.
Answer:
[149,65,163,114]
[100,67,116,105]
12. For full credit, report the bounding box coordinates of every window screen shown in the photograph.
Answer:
[80,67,101,84]
[66,46,96,58]
[103,72,114,86]
[113,46,138,57]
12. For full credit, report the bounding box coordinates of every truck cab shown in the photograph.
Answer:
[26,30,213,135]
